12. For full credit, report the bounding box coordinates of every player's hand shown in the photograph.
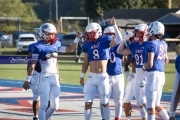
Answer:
[23,81,30,91]
[108,17,116,25]
[80,77,85,86]
[76,31,82,38]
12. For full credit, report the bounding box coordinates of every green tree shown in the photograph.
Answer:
[0,0,38,22]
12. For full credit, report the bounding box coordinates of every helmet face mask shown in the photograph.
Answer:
[133,24,148,42]
[40,23,58,43]
[85,23,102,42]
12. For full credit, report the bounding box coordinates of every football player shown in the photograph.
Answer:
[142,21,169,120]
[123,31,136,120]
[23,23,82,120]
[117,24,149,120]
[100,26,124,120]
[79,17,123,120]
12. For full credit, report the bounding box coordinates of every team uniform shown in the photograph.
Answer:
[107,43,124,119]
[82,35,111,104]
[82,35,112,120]
[129,42,149,106]
[145,40,168,111]
[31,40,61,120]
[170,55,180,117]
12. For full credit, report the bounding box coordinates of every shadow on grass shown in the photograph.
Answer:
[57,61,83,65]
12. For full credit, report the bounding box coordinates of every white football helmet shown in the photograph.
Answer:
[40,23,58,43]
[148,21,164,37]
[134,23,148,41]
[103,26,115,35]
[35,28,42,41]
[85,22,102,42]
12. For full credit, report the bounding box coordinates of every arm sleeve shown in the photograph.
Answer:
[113,24,123,44]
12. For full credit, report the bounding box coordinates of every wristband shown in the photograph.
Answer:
[81,73,85,78]
[169,111,175,117]
[73,37,80,44]
[25,75,32,82]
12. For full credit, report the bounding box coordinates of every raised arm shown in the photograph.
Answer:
[117,41,132,55]
[109,17,123,47]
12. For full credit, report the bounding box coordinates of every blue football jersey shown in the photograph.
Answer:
[32,40,62,61]
[28,42,41,72]
[175,55,180,74]
[129,41,150,68]
[146,40,168,72]
[82,35,112,62]
[107,44,123,75]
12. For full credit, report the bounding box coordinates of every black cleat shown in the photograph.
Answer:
[33,117,38,120]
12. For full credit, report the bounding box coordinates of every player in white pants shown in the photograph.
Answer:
[142,21,169,120]
[118,24,149,120]
[123,54,136,120]
[23,23,82,120]
[99,26,124,120]
[169,55,180,120]
[79,18,123,120]
[123,31,136,120]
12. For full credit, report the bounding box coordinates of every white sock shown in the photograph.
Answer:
[159,109,169,120]
[115,100,123,118]
[102,105,110,120]
[126,116,131,120]
[140,107,147,119]
[84,109,92,120]
[45,107,56,120]
[148,115,155,120]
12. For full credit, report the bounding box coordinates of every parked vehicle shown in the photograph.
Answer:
[0,34,13,47]
[59,32,84,56]
[16,34,37,53]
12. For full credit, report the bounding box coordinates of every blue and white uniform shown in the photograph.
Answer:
[145,40,168,109]
[129,41,150,106]
[170,55,180,114]
[82,35,111,105]
[31,40,61,120]
[28,43,41,101]
[107,43,124,118]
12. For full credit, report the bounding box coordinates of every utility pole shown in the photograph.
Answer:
[168,0,172,8]
[55,0,58,30]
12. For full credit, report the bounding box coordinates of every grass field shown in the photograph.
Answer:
[0,60,176,92]
[0,47,177,93]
